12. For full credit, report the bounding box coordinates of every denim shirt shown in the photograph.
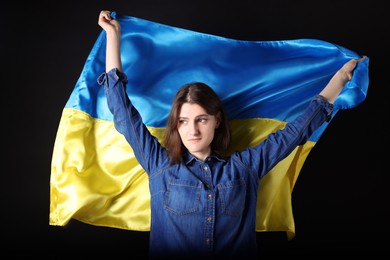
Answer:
[98,68,333,259]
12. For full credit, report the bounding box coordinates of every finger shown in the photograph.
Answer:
[100,10,112,20]
[357,56,367,62]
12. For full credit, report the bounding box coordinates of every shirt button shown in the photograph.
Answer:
[207,216,212,222]
[203,166,208,171]
[208,194,212,200]
[206,239,211,245]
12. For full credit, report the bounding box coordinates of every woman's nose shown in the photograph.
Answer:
[188,121,199,135]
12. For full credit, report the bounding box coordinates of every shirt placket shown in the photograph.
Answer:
[202,159,215,252]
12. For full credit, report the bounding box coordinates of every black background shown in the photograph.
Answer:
[5,0,388,256]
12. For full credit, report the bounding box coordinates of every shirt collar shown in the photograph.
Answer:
[183,151,226,165]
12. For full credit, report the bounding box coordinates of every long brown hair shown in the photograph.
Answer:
[163,82,231,164]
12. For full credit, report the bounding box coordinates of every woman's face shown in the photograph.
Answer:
[177,103,220,161]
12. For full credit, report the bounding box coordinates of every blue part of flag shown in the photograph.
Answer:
[65,12,369,141]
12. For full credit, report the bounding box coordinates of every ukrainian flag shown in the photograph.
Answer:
[50,12,369,239]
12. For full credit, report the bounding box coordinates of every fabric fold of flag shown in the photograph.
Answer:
[50,12,369,239]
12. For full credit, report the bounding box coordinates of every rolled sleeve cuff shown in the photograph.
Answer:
[97,68,128,88]
[313,94,334,122]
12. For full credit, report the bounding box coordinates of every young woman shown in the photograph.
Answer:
[97,10,365,259]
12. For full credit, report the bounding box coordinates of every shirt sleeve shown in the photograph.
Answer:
[97,68,170,174]
[234,94,334,179]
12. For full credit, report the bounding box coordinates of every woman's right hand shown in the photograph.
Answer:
[98,10,120,34]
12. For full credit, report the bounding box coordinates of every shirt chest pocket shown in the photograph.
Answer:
[218,178,246,217]
[164,179,202,215]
